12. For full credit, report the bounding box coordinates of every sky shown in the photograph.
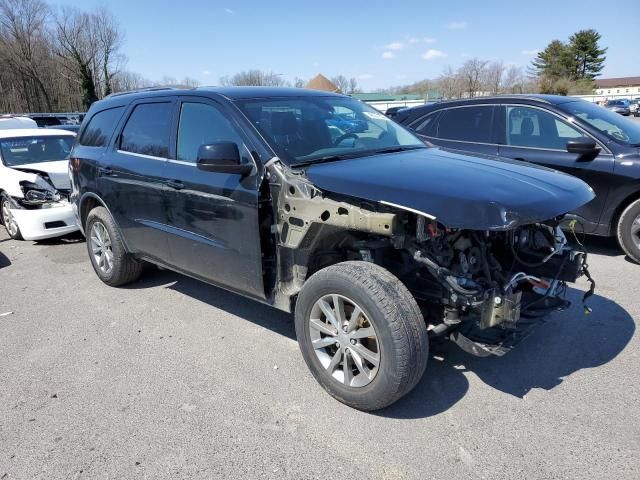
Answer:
[50,0,640,90]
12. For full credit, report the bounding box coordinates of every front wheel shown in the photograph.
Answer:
[295,261,429,411]
[617,198,640,264]
[1,194,23,240]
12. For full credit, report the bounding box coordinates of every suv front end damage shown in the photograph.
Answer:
[264,157,595,357]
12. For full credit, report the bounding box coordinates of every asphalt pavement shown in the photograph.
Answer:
[0,229,638,479]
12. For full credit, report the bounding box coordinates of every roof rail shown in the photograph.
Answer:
[105,87,183,99]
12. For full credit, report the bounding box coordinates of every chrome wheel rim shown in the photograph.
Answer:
[308,294,380,388]
[632,214,640,251]
[90,221,114,275]
[1,200,19,237]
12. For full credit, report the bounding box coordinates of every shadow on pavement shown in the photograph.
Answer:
[126,267,635,418]
[34,231,85,245]
[0,250,10,268]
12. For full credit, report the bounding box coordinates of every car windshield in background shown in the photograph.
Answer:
[0,136,75,166]
[559,101,640,145]
[234,96,425,165]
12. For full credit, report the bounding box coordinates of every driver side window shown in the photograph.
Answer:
[506,106,587,150]
[177,102,246,163]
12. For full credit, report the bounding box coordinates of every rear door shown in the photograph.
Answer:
[161,97,265,299]
[413,105,499,156]
[99,99,177,259]
[497,105,615,231]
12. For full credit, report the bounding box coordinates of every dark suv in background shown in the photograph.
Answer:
[397,95,640,263]
[70,87,596,410]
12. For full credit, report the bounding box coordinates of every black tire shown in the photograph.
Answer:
[85,206,143,286]
[1,194,23,240]
[617,198,640,264]
[295,261,429,411]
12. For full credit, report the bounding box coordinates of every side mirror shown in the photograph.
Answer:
[566,139,600,158]
[196,142,252,175]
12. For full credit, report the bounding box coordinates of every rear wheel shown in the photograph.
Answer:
[617,198,640,264]
[1,194,23,240]
[295,261,429,411]
[86,206,143,286]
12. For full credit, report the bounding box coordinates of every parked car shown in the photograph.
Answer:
[27,114,64,127]
[397,95,640,263]
[46,124,81,133]
[0,115,38,130]
[385,106,408,118]
[0,129,79,240]
[630,99,640,117]
[70,87,596,411]
[604,99,631,116]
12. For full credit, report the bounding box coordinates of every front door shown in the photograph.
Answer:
[162,98,264,299]
[498,105,615,232]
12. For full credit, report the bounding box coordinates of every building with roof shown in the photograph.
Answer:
[574,76,640,103]
[305,74,340,93]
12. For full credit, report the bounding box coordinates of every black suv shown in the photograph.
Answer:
[396,95,640,263]
[71,87,595,410]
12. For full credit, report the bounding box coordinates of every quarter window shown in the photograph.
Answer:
[412,113,438,137]
[120,102,173,158]
[506,106,587,149]
[79,107,124,147]
[436,106,494,143]
[176,102,245,163]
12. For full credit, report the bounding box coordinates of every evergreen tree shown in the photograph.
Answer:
[569,29,607,80]
[531,40,573,80]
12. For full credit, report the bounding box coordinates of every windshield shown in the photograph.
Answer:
[559,101,640,145]
[234,96,426,165]
[0,135,75,166]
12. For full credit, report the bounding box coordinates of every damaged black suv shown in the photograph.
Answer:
[70,87,596,411]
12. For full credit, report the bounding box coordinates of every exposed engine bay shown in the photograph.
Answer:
[263,159,595,357]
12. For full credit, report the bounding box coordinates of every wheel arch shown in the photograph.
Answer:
[79,192,130,252]
[610,187,640,236]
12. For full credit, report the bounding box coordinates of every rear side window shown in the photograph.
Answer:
[79,107,124,147]
[436,106,494,143]
[119,103,173,158]
[411,112,439,136]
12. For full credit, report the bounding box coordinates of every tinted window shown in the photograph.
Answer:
[506,106,587,149]
[559,100,640,145]
[79,107,124,147]
[177,102,245,163]
[412,112,438,136]
[436,106,494,143]
[120,103,172,158]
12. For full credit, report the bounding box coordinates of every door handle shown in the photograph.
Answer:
[98,166,114,176]
[166,179,185,190]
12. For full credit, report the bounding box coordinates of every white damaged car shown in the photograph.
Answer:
[0,129,79,240]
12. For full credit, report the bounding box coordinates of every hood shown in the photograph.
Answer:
[10,160,70,190]
[305,148,595,230]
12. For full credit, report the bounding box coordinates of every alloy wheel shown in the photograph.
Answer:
[1,199,19,237]
[90,221,114,275]
[308,294,380,388]
[632,214,640,251]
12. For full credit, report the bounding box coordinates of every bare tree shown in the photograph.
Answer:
[348,77,360,94]
[502,65,525,93]
[220,69,286,87]
[0,0,54,110]
[331,75,349,93]
[93,7,123,96]
[437,66,463,99]
[484,61,505,94]
[293,77,306,88]
[459,58,489,97]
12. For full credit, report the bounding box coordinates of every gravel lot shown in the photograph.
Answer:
[0,227,638,480]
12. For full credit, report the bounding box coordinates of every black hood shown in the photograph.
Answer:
[305,148,595,230]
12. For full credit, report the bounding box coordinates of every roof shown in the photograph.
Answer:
[594,76,640,88]
[94,86,346,110]
[0,128,76,139]
[305,74,340,93]
[0,116,38,129]
[352,92,426,102]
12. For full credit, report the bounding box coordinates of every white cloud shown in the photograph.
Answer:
[225,8,234,14]
[408,36,436,44]
[445,20,468,29]
[357,73,374,80]
[382,51,395,59]
[521,49,540,56]
[423,49,447,60]
[385,41,404,50]
[202,70,211,76]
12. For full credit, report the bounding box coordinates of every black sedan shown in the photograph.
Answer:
[396,95,640,263]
